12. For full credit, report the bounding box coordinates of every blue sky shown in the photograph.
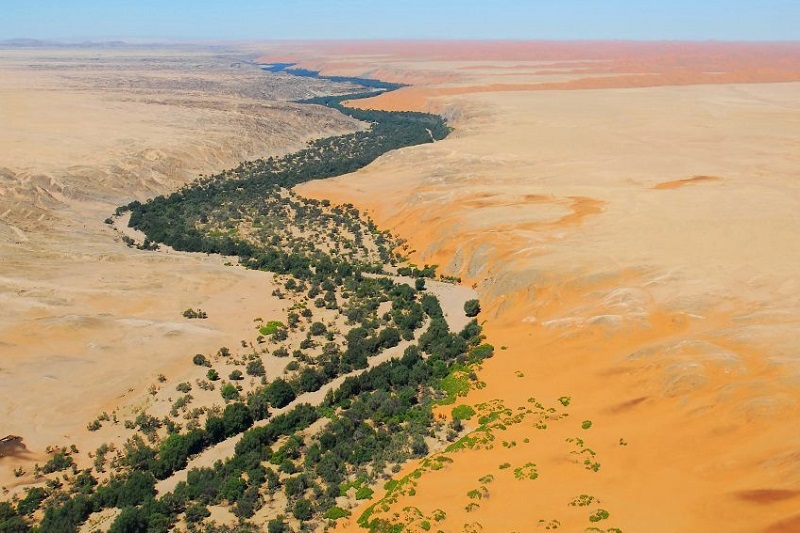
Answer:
[1,0,798,41]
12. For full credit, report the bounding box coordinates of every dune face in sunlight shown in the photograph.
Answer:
[292,41,800,532]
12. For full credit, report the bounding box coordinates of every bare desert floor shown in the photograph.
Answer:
[0,45,364,489]
[292,42,800,532]
[2,40,800,533]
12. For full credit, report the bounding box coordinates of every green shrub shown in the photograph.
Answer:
[221,383,239,401]
[355,486,374,500]
[451,404,476,420]
[464,299,481,317]
[589,509,610,522]
[259,321,285,336]
[293,498,313,521]
[42,453,73,474]
[324,506,351,520]
[309,322,327,336]
[246,359,265,376]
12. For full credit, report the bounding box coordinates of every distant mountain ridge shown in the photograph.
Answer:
[0,38,128,48]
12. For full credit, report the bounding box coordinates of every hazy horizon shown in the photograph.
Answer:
[2,0,798,42]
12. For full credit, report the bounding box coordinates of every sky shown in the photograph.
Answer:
[0,0,798,42]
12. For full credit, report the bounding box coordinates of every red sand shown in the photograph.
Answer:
[258,41,800,112]
[289,40,800,533]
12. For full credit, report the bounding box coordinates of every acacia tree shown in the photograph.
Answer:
[464,299,481,318]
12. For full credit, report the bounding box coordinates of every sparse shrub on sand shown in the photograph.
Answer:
[588,509,610,522]
[452,405,476,420]
[220,383,239,401]
[464,299,481,317]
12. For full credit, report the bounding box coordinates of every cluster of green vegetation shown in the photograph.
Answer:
[181,308,207,319]
[119,82,449,277]
[0,71,516,533]
[3,309,488,532]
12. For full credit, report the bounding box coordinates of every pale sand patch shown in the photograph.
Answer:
[0,45,363,491]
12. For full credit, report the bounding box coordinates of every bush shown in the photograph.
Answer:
[222,403,254,437]
[221,383,239,401]
[469,343,494,362]
[324,506,351,520]
[109,506,149,533]
[296,368,323,393]
[414,278,426,291]
[176,382,192,393]
[265,379,296,408]
[207,369,219,381]
[267,518,290,533]
[184,503,210,523]
[273,347,290,358]
[293,498,313,521]
[17,487,47,515]
[43,452,73,474]
[309,322,327,336]
[259,320,285,336]
[246,359,266,377]
[451,404,476,420]
[355,486,374,500]
[229,370,244,381]
[192,353,208,366]
[464,299,481,317]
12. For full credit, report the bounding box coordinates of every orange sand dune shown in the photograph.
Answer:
[654,175,722,190]
[258,41,800,113]
[294,42,800,531]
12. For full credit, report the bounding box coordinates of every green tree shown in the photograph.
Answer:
[184,503,210,524]
[309,322,327,336]
[293,498,313,521]
[109,506,149,533]
[246,359,266,377]
[17,487,47,515]
[221,383,239,401]
[267,518,290,533]
[265,379,296,408]
[464,299,481,317]
[222,403,254,437]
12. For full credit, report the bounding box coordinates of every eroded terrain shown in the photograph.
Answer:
[0,44,363,486]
